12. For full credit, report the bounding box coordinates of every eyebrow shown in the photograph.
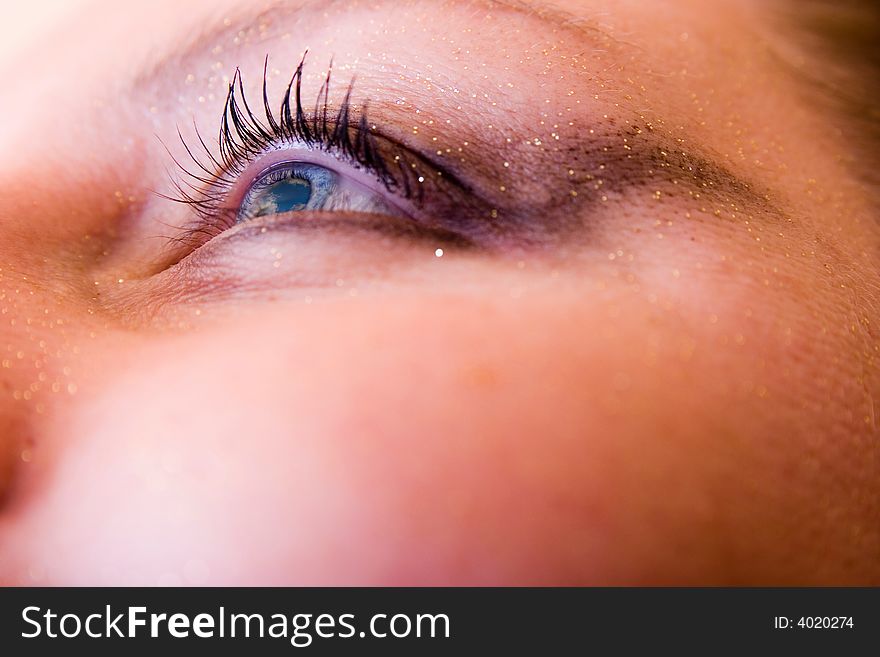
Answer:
[137,0,780,224]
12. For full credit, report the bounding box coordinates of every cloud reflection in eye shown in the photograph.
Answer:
[237,160,401,223]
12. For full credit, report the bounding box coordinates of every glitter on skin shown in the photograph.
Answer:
[0,0,877,588]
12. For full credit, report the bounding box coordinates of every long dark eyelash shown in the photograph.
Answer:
[164,52,403,242]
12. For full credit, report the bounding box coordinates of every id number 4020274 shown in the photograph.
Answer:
[773,616,854,629]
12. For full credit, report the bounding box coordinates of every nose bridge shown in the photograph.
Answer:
[0,258,84,512]
[0,272,34,509]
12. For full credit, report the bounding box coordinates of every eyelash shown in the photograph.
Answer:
[165,53,434,248]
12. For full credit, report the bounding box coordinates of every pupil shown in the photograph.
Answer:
[254,177,312,217]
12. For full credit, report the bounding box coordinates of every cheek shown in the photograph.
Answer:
[3,253,875,586]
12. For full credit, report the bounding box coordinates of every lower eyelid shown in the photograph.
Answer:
[221,209,474,249]
[143,210,476,295]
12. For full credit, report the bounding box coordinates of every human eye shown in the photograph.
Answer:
[236,161,398,221]
[161,55,490,271]
[126,16,776,304]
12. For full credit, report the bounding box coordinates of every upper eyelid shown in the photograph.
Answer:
[219,55,392,187]
[168,53,484,211]
[148,11,785,239]
[163,67,781,247]
[137,3,777,221]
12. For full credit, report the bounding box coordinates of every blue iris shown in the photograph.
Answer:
[263,177,311,212]
[238,163,337,221]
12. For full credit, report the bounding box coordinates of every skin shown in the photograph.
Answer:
[0,0,877,585]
